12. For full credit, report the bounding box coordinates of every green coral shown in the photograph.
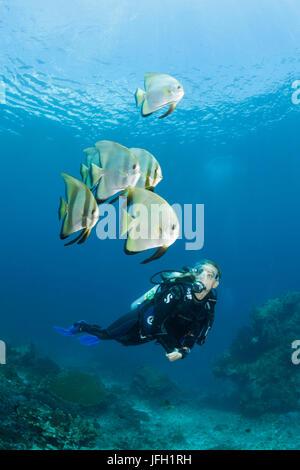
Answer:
[213,292,300,416]
[48,370,106,406]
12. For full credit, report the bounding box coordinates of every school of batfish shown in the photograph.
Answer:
[58,73,184,263]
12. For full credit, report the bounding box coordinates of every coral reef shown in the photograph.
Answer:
[0,342,185,449]
[213,292,300,416]
[131,365,182,402]
[48,370,106,406]
[3,291,300,451]
[0,344,100,449]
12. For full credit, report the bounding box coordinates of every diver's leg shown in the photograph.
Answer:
[105,311,140,341]
[55,311,143,345]
[72,310,140,342]
[74,321,111,340]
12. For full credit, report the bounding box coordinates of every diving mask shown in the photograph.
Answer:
[193,263,219,281]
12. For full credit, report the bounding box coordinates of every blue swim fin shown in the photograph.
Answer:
[54,326,76,337]
[54,321,88,337]
[77,334,100,346]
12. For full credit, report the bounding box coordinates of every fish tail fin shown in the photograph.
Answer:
[58,197,68,220]
[135,88,146,107]
[80,163,89,184]
[121,209,134,236]
[90,163,104,187]
[83,147,96,158]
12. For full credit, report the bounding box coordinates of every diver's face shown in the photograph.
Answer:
[196,264,219,293]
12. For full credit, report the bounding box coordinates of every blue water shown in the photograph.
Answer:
[1,0,300,450]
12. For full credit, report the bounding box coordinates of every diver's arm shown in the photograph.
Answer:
[196,315,215,346]
[151,284,184,333]
[156,335,190,361]
[154,334,184,361]
[196,325,211,346]
[153,284,196,361]
[166,349,183,362]
[153,284,205,361]
[181,324,203,349]
[167,320,210,359]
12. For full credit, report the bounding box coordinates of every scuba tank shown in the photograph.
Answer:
[130,268,206,310]
[130,269,185,310]
[130,285,159,310]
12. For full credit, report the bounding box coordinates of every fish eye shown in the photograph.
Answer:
[177,85,181,89]
[92,209,96,215]
[132,164,137,169]
[171,223,176,230]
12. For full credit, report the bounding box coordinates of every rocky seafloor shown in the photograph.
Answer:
[1,291,300,450]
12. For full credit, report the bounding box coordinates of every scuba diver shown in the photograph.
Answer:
[55,259,221,362]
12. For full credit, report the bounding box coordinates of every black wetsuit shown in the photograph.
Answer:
[80,281,217,359]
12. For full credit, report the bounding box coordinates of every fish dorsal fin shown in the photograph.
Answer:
[61,172,86,205]
[80,163,89,183]
[94,140,120,169]
[90,163,104,187]
[131,187,165,206]
[130,147,156,164]
[95,140,138,173]
[83,147,100,167]
[144,72,163,90]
